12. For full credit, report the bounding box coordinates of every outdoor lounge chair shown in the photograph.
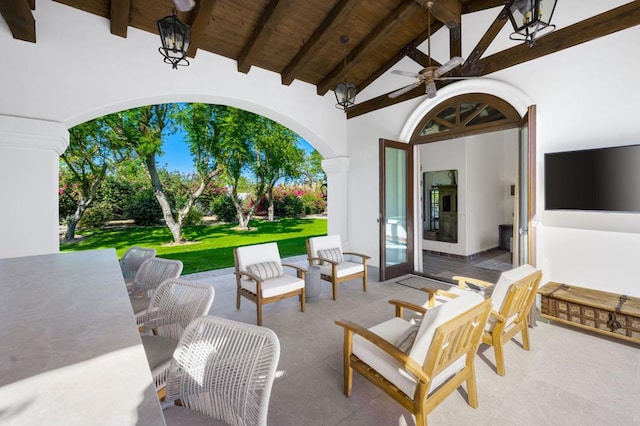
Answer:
[119,246,156,292]
[335,290,491,426]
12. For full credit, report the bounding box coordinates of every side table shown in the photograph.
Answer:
[305,265,321,302]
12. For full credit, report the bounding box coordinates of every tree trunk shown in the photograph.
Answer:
[65,201,88,240]
[144,155,184,244]
[267,202,275,221]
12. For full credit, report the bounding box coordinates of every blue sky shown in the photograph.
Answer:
[157,131,315,174]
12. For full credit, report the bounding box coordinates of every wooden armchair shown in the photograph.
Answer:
[306,235,370,300]
[453,264,543,376]
[335,291,491,426]
[234,242,306,326]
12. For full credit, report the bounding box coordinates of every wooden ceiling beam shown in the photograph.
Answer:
[186,0,217,58]
[281,0,360,86]
[462,0,508,14]
[475,2,640,76]
[349,2,640,119]
[0,0,36,43]
[317,0,418,96]
[237,0,293,74]
[429,0,462,29]
[109,0,130,38]
[460,6,508,75]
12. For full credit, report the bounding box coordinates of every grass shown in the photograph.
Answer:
[60,217,327,275]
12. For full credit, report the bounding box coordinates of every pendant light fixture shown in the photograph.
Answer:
[157,11,191,69]
[506,0,557,47]
[334,35,357,112]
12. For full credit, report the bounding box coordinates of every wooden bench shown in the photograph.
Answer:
[538,282,640,344]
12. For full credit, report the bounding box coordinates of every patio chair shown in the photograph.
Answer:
[306,235,370,300]
[234,242,306,326]
[335,291,491,426]
[452,264,543,376]
[119,246,156,291]
[129,257,184,327]
[163,316,280,426]
[140,278,215,398]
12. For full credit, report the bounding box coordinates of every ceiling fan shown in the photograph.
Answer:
[389,1,468,99]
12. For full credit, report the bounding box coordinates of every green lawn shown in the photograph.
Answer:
[60,218,327,275]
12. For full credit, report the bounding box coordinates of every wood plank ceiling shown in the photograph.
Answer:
[2,0,640,118]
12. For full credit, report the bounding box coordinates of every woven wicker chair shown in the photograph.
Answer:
[119,246,156,292]
[336,291,491,426]
[306,235,370,300]
[234,242,306,326]
[452,264,543,376]
[129,257,184,327]
[163,316,281,426]
[140,278,215,398]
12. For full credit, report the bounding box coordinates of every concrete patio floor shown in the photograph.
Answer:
[181,257,640,426]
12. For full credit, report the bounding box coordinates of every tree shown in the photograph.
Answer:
[252,120,304,221]
[299,149,325,191]
[112,103,222,244]
[60,118,121,240]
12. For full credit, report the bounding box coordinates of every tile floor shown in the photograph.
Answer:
[182,257,640,426]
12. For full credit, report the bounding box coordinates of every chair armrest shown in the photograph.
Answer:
[388,299,427,318]
[335,319,428,382]
[452,276,494,290]
[417,288,460,307]
[489,310,506,323]
[281,263,307,279]
[343,252,371,262]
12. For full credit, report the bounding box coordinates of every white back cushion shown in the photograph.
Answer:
[308,235,343,258]
[491,264,538,312]
[408,290,484,365]
[235,242,281,272]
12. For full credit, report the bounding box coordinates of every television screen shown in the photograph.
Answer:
[545,144,640,212]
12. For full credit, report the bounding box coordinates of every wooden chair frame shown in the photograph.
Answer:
[305,238,370,300]
[233,248,306,326]
[335,298,491,426]
[453,269,543,376]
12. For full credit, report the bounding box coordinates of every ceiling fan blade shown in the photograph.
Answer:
[389,82,422,99]
[391,70,420,78]
[426,81,437,98]
[174,0,196,12]
[435,56,464,77]
[438,76,482,80]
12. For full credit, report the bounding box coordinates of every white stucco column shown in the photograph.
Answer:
[322,156,350,247]
[0,116,69,258]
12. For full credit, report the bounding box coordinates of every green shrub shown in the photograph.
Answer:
[301,191,325,214]
[210,195,237,223]
[78,201,113,228]
[182,205,204,225]
[126,189,163,225]
[274,194,303,217]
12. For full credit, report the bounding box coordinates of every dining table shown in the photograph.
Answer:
[0,248,166,425]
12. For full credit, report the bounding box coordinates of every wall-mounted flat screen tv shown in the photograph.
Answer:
[545,144,640,212]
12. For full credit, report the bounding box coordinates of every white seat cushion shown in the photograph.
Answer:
[353,291,484,398]
[319,260,364,278]
[240,273,304,298]
[486,264,538,331]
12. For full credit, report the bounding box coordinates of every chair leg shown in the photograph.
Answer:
[415,411,427,426]
[236,288,241,310]
[300,288,305,312]
[362,269,367,292]
[466,364,479,408]
[521,320,531,351]
[493,335,506,376]
[257,302,263,326]
[332,280,338,301]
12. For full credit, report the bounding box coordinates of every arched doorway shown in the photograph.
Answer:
[380,82,536,281]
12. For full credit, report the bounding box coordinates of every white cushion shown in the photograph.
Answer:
[235,242,281,272]
[240,273,304,298]
[308,235,343,258]
[396,324,420,353]
[318,248,344,263]
[246,261,284,280]
[319,260,363,278]
[353,291,484,398]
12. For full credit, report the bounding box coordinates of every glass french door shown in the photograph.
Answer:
[379,139,414,281]
[513,105,537,267]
